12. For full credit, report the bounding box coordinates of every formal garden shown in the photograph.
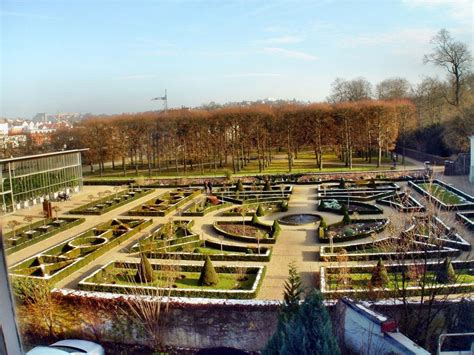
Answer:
[6,176,473,302]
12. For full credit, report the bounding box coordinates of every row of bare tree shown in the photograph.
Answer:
[41,100,415,176]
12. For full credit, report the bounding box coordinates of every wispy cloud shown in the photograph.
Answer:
[254,35,303,45]
[116,74,158,80]
[402,0,472,25]
[224,73,281,78]
[339,28,436,48]
[0,11,61,20]
[263,47,318,61]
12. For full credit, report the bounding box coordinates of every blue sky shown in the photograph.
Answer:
[1,0,472,118]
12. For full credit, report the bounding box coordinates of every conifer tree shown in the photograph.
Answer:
[282,261,303,316]
[264,290,340,355]
[264,179,272,191]
[198,256,219,286]
[341,205,351,225]
[256,204,265,217]
[135,253,155,283]
[436,257,456,284]
[371,259,389,287]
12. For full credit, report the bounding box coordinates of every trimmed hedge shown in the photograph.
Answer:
[5,217,85,255]
[319,218,389,243]
[69,189,154,215]
[182,201,232,216]
[317,199,383,215]
[408,179,474,210]
[145,240,272,262]
[10,218,152,286]
[78,262,266,299]
[127,189,201,216]
[213,217,280,244]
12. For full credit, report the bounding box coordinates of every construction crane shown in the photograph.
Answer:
[151,89,168,112]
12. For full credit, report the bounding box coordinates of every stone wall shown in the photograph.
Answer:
[54,289,280,352]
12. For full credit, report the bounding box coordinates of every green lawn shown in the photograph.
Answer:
[193,246,244,255]
[327,271,474,290]
[84,151,407,179]
[418,183,465,205]
[99,269,256,290]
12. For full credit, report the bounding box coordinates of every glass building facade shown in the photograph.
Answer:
[0,150,86,214]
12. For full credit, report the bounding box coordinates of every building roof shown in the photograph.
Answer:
[0,149,89,164]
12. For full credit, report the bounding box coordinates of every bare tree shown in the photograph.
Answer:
[376,77,411,100]
[424,29,472,106]
[7,220,21,238]
[120,261,179,350]
[328,77,372,103]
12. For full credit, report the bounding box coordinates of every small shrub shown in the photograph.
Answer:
[280,201,289,212]
[436,257,456,284]
[236,179,244,191]
[256,204,265,217]
[198,256,219,286]
[371,259,389,287]
[135,253,155,283]
[193,248,201,253]
[263,179,272,191]
[342,206,351,225]
[246,249,254,254]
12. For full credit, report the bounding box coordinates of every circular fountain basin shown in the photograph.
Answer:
[278,214,322,226]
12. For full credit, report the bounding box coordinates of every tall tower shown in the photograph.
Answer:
[151,90,168,112]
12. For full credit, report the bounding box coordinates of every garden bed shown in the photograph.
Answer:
[146,239,272,262]
[319,237,460,262]
[320,260,474,298]
[456,212,474,231]
[213,216,281,244]
[131,219,198,253]
[319,218,389,243]
[181,196,232,216]
[9,218,152,285]
[404,216,471,251]
[4,217,85,254]
[127,188,201,216]
[408,180,474,210]
[376,192,425,212]
[69,188,154,215]
[318,199,383,215]
[78,261,265,299]
[222,201,287,216]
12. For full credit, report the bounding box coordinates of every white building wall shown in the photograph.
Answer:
[339,299,430,355]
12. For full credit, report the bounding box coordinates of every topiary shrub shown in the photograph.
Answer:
[339,178,346,189]
[252,213,260,225]
[264,179,272,191]
[436,257,456,284]
[272,220,281,235]
[135,253,155,283]
[320,218,327,229]
[342,205,351,225]
[236,179,244,191]
[280,201,288,212]
[256,204,265,217]
[371,259,389,288]
[198,256,219,286]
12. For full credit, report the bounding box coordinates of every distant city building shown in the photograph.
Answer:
[0,123,8,135]
[0,149,87,214]
[32,112,48,123]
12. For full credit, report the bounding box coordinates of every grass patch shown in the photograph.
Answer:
[418,183,465,205]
